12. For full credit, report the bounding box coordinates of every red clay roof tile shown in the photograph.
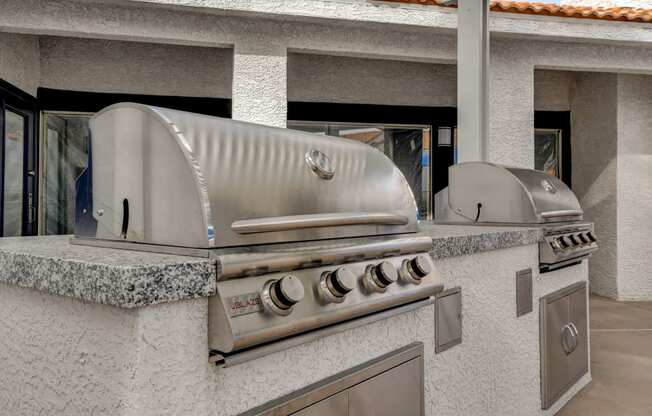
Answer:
[381,0,652,23]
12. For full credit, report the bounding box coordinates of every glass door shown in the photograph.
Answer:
[2,108,27,236]
[0,81,38,237]
[534,128,563,179]
[40,112,92,235]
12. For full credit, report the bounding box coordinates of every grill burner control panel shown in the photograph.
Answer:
[540,223,598,272]
[208,252,442,354]
[549,231,596,251]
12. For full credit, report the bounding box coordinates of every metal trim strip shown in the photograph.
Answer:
[217,236,434,279]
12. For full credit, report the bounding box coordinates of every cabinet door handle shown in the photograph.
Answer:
[569,322,579,339]
[561,324,578,355]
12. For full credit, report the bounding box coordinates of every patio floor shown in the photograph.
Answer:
[556,296,652,415]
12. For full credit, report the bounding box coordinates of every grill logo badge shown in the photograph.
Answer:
[541,179,557,194]
[228,292,263,317]
[305,149,335,180]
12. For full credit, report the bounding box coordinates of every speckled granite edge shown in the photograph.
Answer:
[426,228,543,259]
[0,249,217,309]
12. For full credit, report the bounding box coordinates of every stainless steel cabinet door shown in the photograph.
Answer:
[348,358,422,416]
[568,286,588,382]
[541,282,589,410]
[293,392,348,416]
[544,295,571,403]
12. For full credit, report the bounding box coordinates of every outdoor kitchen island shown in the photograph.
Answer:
[0,223,590,416]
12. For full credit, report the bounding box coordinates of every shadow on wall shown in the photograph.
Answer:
[569,72,618,299]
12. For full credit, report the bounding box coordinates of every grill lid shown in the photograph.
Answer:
[439,162,582,224]
[74,103,418,248]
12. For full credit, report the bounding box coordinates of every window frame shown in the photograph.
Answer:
[36,88,232,235]
[0,79,39,236]
[38,111,94,235]
[534,111,572,187]
[534,127,563,180]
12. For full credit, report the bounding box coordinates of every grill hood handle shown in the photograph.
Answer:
[231,212,409,234]
[540,210,583,220]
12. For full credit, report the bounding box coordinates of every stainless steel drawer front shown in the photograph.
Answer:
[239,343,424,416]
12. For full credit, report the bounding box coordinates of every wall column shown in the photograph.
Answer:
[456,0,489,162]
[616,74,652,301]
[487,40,534,168]
[571,73,619,299]
[231,41,287,127]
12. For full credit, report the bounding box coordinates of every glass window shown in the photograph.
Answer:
[41,113,92,235]
[288,121,432,219]
[3,109,25,236]
[534,129,562,179]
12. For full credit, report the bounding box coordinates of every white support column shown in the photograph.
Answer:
[487,41,534,168]
[232,41,288,128]
[456,0,490,162]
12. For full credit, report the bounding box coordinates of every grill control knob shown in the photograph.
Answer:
[586,232,597,243]
[569,234,579,245]
[577,233,589,244]
[320,267,357,303]
[558,236,571,249]
[262,275,305,316]
[400,255,432,285]
[364,261,398,293]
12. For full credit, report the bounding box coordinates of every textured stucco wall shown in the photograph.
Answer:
[109,0,652,45]
[288,53,456,107]
[571,72,619,299]
[39,36,232,97]
[232,42,287,127]
[288,55,571,111]
[616,74,652,301]
[534,70,576,112]
[0,245,590,416]
[488,39,534,168]
[0,31,40,96]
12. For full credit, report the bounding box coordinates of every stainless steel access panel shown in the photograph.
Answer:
[240,343,424,416]
[540,281,589,410]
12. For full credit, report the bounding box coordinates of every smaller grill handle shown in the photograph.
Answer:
[231,212,410,234]
[540,209,583,219]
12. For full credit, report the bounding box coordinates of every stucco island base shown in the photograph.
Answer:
[0,239,589,416]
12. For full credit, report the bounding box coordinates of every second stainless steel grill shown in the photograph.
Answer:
[435,162,598,272]
[73,103,442,364]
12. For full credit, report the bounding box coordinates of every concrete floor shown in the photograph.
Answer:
[556,296,652,415]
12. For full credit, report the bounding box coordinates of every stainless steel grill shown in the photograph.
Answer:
[435,162,598,272]
[73,103,442,364]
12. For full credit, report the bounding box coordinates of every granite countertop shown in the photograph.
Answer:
[0,236,217,308]
[0,225,542,309]
[418,223,542,259]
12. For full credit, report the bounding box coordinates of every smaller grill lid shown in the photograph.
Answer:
[74,103,418,248]
[439,162,582,224]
